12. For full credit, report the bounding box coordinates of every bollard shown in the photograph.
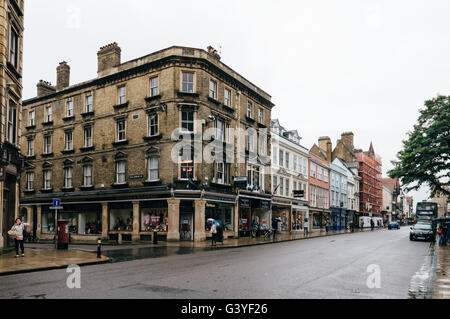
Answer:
[153,231,158,245]
[97,238,102,259]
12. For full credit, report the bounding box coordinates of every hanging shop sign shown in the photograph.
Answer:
[239,198,251,208]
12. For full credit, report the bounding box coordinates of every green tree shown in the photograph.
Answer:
[389,95,450,197]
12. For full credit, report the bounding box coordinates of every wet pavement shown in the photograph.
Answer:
[408,241,438,299]
[434,244,450,299]
[0,248,109,276]
[0,227,433,299]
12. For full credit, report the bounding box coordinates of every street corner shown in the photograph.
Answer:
[0,248,110,277]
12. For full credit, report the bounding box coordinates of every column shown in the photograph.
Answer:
[26,206,33,232]
[36,205,42,238]
[101,202,108,241]
[234,202,239,238]
[194,200,206,242]
[132,201,140,242]
[14,181,19,219]
[167,199,180,241]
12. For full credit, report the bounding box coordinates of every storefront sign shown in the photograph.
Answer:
[206,202,216,208]
[260,200,271,209]
[293,190,305,198]
[234,177,248,188]
[239,198,251,208]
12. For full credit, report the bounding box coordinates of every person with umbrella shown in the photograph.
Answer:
[208,218,218,246]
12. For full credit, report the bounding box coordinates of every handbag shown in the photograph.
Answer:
[7,230,19,238]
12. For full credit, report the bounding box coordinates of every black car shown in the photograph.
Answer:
[410,223,435,242]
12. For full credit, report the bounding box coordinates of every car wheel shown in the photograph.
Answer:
[410,237,414,241]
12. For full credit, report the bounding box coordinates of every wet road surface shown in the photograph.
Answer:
[0,227,435,299]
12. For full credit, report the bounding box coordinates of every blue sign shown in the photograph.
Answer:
[53,199,61,207]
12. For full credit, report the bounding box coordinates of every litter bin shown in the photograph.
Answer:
[57,219,70,250]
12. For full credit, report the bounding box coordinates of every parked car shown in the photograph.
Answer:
[410,223,435,242]
[388,222,400,230]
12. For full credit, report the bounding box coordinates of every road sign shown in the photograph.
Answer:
[53,198,61,207]
[50,206,63,210]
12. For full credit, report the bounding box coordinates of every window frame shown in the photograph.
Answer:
[209,79,217,100]
[44,135,52,154]
[66,99,73,118]
[83,165,93,187]
[43,170,52,190]
[147,157,160,182]
[116,119,126,142]
[115,160,127,184]
[64,167,73,188]
[181,71,195,93]
[29,110,35,127]
[148,113,159,137]
[117,85,126,105]
[84,126,93,148]
[150,76,159,97]
[26,172,34,191]
[65,131,73,151]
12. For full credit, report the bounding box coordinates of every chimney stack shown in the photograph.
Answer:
[37,80,56,97]
[341,132,354,150]
[327,141,332,162]
[56,61,70,90]
[97,42,121,75]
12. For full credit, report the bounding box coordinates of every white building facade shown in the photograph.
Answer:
[271,120,309,233]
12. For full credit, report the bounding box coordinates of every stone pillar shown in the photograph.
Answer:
[234,202,239,238]
[101,202,108,241]
[36,205,42,238]
[167,199,180,241]
[26,206,33,231]
[15,181,20,219]
[132,201,140,242]
[194,200,206,242]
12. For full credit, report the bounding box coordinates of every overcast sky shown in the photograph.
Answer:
[23,0,450,204]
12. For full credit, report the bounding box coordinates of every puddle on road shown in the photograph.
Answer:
[408,242,438,299]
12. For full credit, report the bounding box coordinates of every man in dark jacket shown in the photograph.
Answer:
[272,218,279,240]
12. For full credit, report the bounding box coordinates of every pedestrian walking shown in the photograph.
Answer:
[9,218,29,258]
[325,220,330,233]
[303,218,309,236]
[438,224,445,246]
[210,221,218,246]
[272,217,279,240]
[370,219,375,231]
[360,219,364,231]
[442,223,448,246]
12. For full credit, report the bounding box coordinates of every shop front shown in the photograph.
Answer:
[310,209,330,232]
[272,198,291,233]
[292,204,309,232]
[238,196,271,238]
[205,201,235,239]
[331,208,346,231]
[140,200,168,241]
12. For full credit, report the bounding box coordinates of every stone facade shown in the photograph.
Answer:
[20,44,274,243]
[0,0,24,249]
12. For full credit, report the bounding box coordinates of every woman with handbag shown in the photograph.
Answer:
[10,218,29,258]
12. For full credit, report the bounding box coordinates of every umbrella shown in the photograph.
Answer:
[207,218,215,224]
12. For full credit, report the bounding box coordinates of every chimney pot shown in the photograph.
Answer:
[37,80,56,97]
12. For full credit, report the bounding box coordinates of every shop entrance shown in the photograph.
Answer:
[180,201,194,241]
[2,174,16,248]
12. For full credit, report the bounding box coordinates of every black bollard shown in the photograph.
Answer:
[97,238,102,259]
[153,231,158,245]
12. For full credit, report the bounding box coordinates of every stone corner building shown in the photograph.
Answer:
[20,44,274,243]
[0,0,24,249]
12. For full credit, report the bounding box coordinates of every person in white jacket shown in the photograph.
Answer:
[10,218,29,258]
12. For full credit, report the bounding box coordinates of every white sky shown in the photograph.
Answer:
[23,0,449,204]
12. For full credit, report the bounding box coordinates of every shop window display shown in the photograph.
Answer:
[205,203,234,231]
[110,209,133,231]
[141,208,168,232]
[42,211,55,234]
[292,211,303,231]
[313,214,322,229]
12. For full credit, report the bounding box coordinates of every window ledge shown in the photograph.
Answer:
[61,187,75,192]
[7,62,21,79]
[62,150,75,155]
[41,153,54,158]
[80,146,95,152]
[143,180,162,187]
[81,111,95,117]
[26,125,36,130]
[207,96,221,105]
[63,116,75,122]
[257,123,267,129]
[113,101,129,109]
[246,116,256,123]
[112,183,129,189]
[41,188,54,194]
[26,155,36,160]
[177,91,199,98]
[24,189,36,194]
[80,186,95,191]
[145,95,162,103]
[143,134,163,142]
[223,104,235,113]
[42,121,54,126]
[112,140,129,147]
